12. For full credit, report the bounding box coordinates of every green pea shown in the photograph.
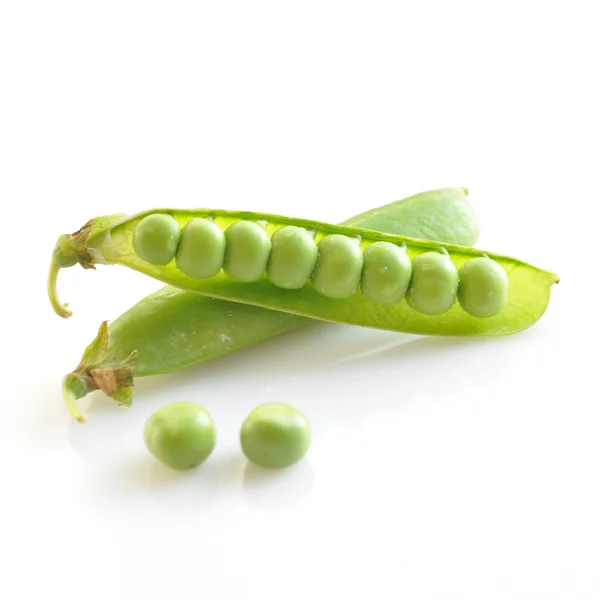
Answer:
[267,226,318,289]
[143,401,216,470]
[458,257,509,317]
[240,402,311,469]
[312,234,363,299]
[223,221,271,282]
[133,213,181,265]
[176,218,225,280]
[361,242,412,304]
[406,251,458,315]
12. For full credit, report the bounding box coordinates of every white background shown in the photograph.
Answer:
[1,2,599,599]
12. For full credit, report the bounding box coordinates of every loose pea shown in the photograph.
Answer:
[312,234,363,299]
[176,218,226,280]
[223,221,271,282]
[143,402,216,470]
[240,402,311,469]
[406,251,458,315]
[458,257,509,317]
[361,242,412,304]
[133,214,181,265]
[267,226,318,289]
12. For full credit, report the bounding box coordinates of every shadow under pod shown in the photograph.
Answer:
[131,322,417,398]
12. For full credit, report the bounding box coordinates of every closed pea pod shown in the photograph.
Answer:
[406,251,459,315]
[224,221,271,282]
[312,234,363,299]
[458,256,509,317]
[361,242,412,304]
[133,213,181,265]
[267,225,318,289]
[176,218,225,280]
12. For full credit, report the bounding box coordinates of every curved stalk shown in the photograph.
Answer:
[48,258,72,318]
[62,375,87,423]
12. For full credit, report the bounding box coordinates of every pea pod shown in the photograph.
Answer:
[49,200,557,336]
[61,187,481,422]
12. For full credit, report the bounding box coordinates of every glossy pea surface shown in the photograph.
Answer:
[144,402,216,470]
[133,214,181,265]
[312,234,363,299]
[458,257,509,317]
[176,218,225,280]
[223,221,271,282]
[406,252,458,315]
[361,242,412,304]
[240,402,311,468]
[267,226,318,289]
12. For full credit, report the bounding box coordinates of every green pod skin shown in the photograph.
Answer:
[240,403,311,469]
[144,402,216,470]
[361,242,412,305]
[406,252,459,315]
[176,218,225,280]
[312,234,363,299]
[267,226,318,289]
[57,187,480,422]
[223,221,271,282]
[49,201,557,336]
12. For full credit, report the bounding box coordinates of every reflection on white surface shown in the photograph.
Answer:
[63,324,512,516]
[64,323,415,511]
[242,460,315,511]
[92,453,223,507]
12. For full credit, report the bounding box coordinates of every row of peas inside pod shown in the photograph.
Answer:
[133,213,509,318]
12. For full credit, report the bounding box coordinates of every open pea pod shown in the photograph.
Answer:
[49,207,557,337]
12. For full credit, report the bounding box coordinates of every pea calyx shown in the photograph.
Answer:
[48,213,127,318]
[62,321,137,422]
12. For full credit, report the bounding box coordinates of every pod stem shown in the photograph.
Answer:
[48,258,72,318]
[62,374,89,423]
[47,214,126,318]
[47,229,90,318]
